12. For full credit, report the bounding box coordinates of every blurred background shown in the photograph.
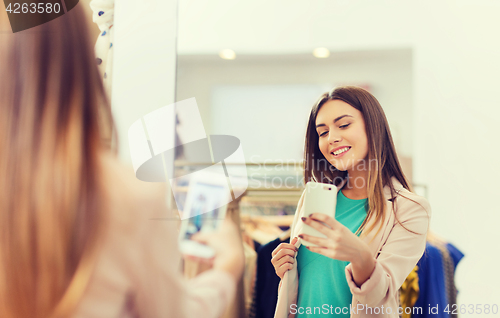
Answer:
[83,0,500,316]
[174,0,500,314]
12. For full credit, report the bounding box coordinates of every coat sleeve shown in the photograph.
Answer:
[131,188,236,318]
[344,195,431,308]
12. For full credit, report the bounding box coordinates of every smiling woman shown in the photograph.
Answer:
[304,86,412,233]
[272,86,431,318]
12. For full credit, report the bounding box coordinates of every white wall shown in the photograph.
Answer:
[111,0,177,213]
[178,0,414,54]
[177,50,413,157]
[178,0,500,313]
[112,0,177,163]
[412,2,500,308]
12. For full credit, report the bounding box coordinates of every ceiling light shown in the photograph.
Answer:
[219,49,236,60]
[313,47,330,58]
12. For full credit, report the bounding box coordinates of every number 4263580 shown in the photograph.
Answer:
[6,3,62,14]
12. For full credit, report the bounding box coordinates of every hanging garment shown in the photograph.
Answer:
[89,0,114,96]
[244,242,258,315]
[412,241,464,318]
[399,265,420,318]
[252,237,289,318]
[444,243,464,313]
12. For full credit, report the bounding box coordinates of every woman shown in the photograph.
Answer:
[0,5,243,318]
[272,86,431,317]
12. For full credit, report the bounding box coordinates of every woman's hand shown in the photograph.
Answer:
[271,237,298,279]
[299,213,375,286]
[191,218,245,282]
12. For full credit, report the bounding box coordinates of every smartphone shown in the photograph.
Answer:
[299,181,337,247]
[178,169,231,258]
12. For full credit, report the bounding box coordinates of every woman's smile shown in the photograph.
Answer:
[330,146,351,158]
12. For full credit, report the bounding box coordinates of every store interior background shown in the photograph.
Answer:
[82,0,500,314]
[176,0,500,311]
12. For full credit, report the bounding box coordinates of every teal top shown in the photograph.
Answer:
[296,189,368,317]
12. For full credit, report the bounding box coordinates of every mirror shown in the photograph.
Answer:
[176,0,500,313]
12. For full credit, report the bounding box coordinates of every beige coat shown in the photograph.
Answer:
[274,177,431,318]
[71,155,236,317]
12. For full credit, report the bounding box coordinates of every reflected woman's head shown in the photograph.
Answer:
[315,98,369,174]
[304,86,411,236]
[304,86,407,187]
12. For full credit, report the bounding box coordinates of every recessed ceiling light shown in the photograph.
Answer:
[219,49,236,60]
[313,47,330,58]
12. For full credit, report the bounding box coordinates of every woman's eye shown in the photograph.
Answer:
[319,131,328,137]
[339,123,350,129]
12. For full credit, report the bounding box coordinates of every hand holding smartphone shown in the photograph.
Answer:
[178,170,231,258]
[299,181,337,247]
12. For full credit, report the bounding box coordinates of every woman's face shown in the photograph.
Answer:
[315,99,369,172]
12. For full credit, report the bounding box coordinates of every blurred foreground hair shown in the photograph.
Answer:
[0,5,114,318]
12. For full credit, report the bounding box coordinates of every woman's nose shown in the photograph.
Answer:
[328,132,342,144]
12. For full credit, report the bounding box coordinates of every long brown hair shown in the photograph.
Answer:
[0,5,114,318]
[304,86,413,238]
